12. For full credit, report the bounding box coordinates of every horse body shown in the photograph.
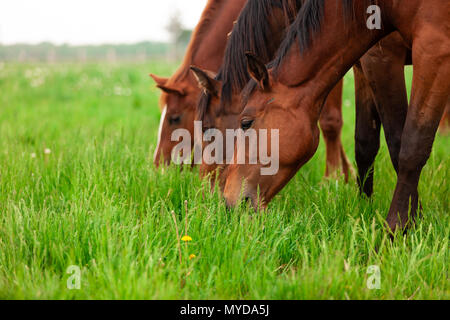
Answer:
[222,0,450,232]
[151,0,247,165]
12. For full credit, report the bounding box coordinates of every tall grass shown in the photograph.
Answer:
[0,61,448,299]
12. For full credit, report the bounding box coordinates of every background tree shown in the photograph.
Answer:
[166,10,192,60]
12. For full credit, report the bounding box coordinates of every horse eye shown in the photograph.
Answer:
[240,119,254,131]
[169,115,181,125]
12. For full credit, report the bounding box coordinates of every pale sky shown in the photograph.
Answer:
[0,0,208,45]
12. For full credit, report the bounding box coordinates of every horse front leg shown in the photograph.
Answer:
[386,45,450,233]
[319,79,352,181]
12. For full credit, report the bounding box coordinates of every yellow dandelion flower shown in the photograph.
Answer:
[189,254,196,260]
[181,235,192,242]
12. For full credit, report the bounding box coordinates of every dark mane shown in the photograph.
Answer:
[242,0,374,100]
[197,0,302,121]
[273,0,374,70]
[218,0,301,105]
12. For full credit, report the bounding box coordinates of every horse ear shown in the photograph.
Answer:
[150,74,185,96]
[190,66,219,96]
[149,74,168,87]
[157,84,185,96]
[245,52,270,91]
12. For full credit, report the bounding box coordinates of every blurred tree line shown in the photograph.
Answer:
[0,41,174,62]
[0,10,192,63]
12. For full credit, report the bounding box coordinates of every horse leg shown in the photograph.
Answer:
[319,79,352,181]
[386,49,449,233]
[359,34,409,173]
[353,62,381,197]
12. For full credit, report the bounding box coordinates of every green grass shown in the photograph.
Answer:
[0,61,448,299]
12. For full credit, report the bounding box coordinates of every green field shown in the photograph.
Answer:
[0,61,448,299]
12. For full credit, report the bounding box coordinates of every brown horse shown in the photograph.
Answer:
[192,1,407,198]
[150,0,247,166]
[192,0,351,183]
[221,0,449,233]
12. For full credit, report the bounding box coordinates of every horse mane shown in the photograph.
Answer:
[218,0,301,104]
[242,0,374,101]
[169,0,227,85]
[197,0,301,121]
[273,0,377,70]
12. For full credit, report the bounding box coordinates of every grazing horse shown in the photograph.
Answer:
[221,0,449,233]
[192,0,351,182]
[150,0,247,166]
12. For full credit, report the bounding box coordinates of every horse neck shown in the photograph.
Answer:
[276,0,392,121]
[220,0,300,113]
[176,0,247,82]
